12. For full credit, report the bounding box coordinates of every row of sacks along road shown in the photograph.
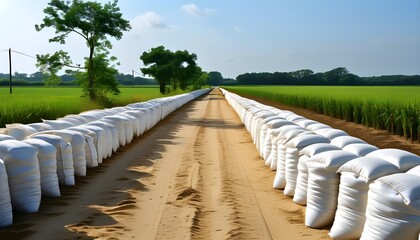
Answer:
[0,88,210,228]
[220,88,420,240]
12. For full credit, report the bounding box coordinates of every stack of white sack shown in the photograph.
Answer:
[32,130,87,177]
[261,119,293,165]
[29,134,75,186]
[273,125,308,189]
[0,88,210,227]
[330,157,400,239]
[219,88,420,239]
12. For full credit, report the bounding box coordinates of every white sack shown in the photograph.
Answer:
[258,116,282,155]
[27,122,55,132]
[4,124,37,140]
[42,119,75,130]
[330,157,401,239]
[101,116,126,147]
[122,110,145,136]
[78,111,102,122]
[30,134,74,186]
[262,119,292,160]
[361,173,420,240]
[306,150,358,228]
[34,130,87,177]
[59,116,86,126]
[281,128,308,144]
[0,134,15,141]
[120,112,140,137]
[0,140,41,213]
[118,113,137,143]
[66,127,98,168]
[78,125,106,163]
[407,165,420,176]
[0,160,12,227]
[330,136,366,148]
[283,134,330,196]
[88,121,116,156]
[284,147,299,196]
[293,143,341,205]
[366,148,420,171]
[23,138,60,197]
[286,114,305,123]
[273,144,287,189]
[296,119,318,128]
[315,128,348,140]
[306,123,330,131]
[293,155,310,205]
[342,143,379,156]
[287,134,330,149]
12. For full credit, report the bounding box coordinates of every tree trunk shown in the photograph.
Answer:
[159,81,166,94]
[88,46,96,101]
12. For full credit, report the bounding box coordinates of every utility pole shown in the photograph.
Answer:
[9,48,12,94]
[132,69,135,88]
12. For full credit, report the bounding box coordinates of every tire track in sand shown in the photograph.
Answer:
[155,91,272,239]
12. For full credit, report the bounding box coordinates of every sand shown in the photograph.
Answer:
[0,88,330,239]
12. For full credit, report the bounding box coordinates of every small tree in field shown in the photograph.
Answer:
[36,0,131,101]
[43,72,62,87]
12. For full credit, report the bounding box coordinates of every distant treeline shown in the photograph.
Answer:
[234,67,420,86]
[0,72,158,86]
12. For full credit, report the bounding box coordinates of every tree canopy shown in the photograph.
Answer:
[140,46,206,93]
[207,71,224,86]
[234,68,420,86]
[35,0,131,102]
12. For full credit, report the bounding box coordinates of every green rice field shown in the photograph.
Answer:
[0,86,182,127]
[224,86,420,142]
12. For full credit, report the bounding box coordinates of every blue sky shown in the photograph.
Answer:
[0,0,419,78]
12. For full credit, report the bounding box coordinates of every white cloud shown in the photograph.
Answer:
[234,26,242,33]
[180,3,199,16]
[131,11,170,34]
[180,3,216,17]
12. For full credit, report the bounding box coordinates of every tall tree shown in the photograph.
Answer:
[35,0,131,101]
[173,50,197,91]
[207,71,223,86]
[75,52,120,105]
[140,46,174,94]
[140,46,200,94]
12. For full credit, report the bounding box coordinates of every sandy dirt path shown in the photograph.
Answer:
[0,89,329,239]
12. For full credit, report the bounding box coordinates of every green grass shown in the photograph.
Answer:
[0,86,184,127]
[224,86,420,142]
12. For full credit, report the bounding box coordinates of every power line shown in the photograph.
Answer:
[132,70,143,76]
[11,50,37,59]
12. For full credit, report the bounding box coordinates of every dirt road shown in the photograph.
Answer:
[0,89,329,239]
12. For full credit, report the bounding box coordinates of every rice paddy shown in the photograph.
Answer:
[223,86,420,142]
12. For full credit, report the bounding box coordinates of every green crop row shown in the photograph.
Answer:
[224,86,420,142]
